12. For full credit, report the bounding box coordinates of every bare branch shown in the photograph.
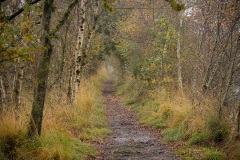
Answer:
[50,0,79,36]
[5,0,42,21]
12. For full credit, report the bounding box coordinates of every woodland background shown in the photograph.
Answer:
[0,0,239,159]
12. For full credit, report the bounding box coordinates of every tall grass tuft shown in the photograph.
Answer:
[117,78,230,146]
[0,113,27,159]
[0,66,109,160]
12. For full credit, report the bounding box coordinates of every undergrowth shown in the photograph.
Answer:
[177,147,225,160]
[0,67,110,160]
[117,77,231,160]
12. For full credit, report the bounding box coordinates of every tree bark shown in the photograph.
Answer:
[73,0,87,101]
[161,29,169,80]
[238,105,240,138]
[67,69,73,105]
[14,58,24,119]
[0,76,6,112]
[177,9,183,90]
[1,0,42,22]
[59,23,70,93]
[28,0,79,137]
[28,0,54,137]
[85,0,100,51]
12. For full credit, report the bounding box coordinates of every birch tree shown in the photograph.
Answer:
[73,0,101,101]
[176,0,184,90]
[13,58,24,119]
[73,0,87,101]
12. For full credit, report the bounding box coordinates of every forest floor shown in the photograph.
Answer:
[93,79,182,160]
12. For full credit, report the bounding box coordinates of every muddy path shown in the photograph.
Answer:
[96,79,181,160]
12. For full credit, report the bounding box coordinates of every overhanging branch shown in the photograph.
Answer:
[5,0,42,21]
[50,0,79,36]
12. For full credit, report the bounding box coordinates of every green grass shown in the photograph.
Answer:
[116,77,230,160]
[17,132,95,160]
[139,113,168,129]
[202,150,225,160]
[163,123,186,142]
[206,117,228,142]
[185,157,195,160]
[149,119,168,129]
[177,147,202,160]
[0,70,110,160]
[177,147,225,160]
[188,132,209,145]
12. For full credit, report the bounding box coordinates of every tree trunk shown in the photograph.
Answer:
[0,76,6,112]
[161,29,169,80]
[85,0,100,52]
[67,69,73,105]
[14,58,24,119]
[59,26,68,93]
[238,105,240,138]
[192,25,205,109]
[228,35,240,139]
[28,0,80,137]
[73,0,86,101]
[2,74,11,108]
[229,104,240,140]
[177,10,183,90]
[28,0,54,137]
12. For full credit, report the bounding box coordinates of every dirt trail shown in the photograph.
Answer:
[97,79,181,160]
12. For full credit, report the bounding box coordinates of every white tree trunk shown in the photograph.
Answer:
[15,68,23,109]
[13,58,23,110]
[73,0,86,101]
[14,64,23,119]
[177,11,183,90]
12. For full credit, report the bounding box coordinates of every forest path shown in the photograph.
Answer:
[95,79,181,160]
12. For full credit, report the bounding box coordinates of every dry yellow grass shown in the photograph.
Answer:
[147,88,222,131]
[0,66,110,160]
[119,78,229,144]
